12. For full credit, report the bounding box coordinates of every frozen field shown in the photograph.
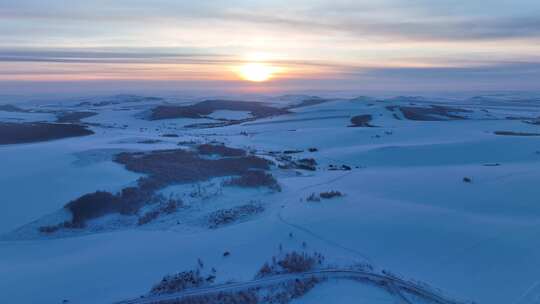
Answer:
[1,94,539,304]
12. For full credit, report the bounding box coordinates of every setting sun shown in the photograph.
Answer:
[239,63,274,82]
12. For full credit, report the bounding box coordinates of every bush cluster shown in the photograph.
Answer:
[256,251,324,278]
[150,270,206,295]
[319,190,343,199]
[207,203,264,229]
[138,199,181,226]
[198,144,246,157]
[223,170,280,191]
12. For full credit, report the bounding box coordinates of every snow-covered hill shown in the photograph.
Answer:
[1,94,539,304]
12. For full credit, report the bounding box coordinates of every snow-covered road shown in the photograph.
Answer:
[115,269,466,304]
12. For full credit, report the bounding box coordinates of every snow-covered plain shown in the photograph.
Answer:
[1,93,540,304]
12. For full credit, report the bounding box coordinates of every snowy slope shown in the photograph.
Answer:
[1,94,539,304]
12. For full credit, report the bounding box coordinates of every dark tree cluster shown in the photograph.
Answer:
[319,190,343,199]
[41,146,273,232]
[0,122,94,145]
[149,100,289,120]
[223,170,280,191]
[198,144,246,157]
[138,198,182,226]
[349,114,375,127]
[207,203,264,229]
[306,191,343,202]
[114,149,270,184]
[276,155,317,171]
[150,270,206,295]
[398,105,471,121]
[256,252,324,278]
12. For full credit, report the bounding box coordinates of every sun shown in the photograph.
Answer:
[239,63,274,82]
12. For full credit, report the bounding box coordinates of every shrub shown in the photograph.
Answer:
[138,210,160,225]
[256,251,324,278]
[283,149,303,154]
[65,191,119,225]
[349,114,374,127]
[137,198,181,225]
[319,190,343,199]
[150,270,206,295]
[207,203,264,229]
[223,170,280,191]
[161,133,179,138]
[197,144,246,157]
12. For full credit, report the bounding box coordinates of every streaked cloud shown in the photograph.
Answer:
[1,0,540,92]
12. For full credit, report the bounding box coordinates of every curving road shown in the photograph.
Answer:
[114,268,467,304]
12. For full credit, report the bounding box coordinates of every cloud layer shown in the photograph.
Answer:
[1,0,540,92]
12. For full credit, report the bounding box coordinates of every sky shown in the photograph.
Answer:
[1,0,540,95]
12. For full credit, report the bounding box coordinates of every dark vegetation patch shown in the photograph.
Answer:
[306,191,343,202]
[398,105,471,121]
[65,191,119,224]
[0,122,94,145]
[283,149,303,154]
[161,133,179,138]
[494,131,540,136]
[151,269,208,295]
[285,98,328,109]
[40,146,271,231]
[207,202,264,229]
[198,144,246,157]
[328,164,351,171]
[349,114,375,127]
[138,198,183,225]
[77,95,162,107]
[319,190,343,199]
[223,170,280,190]
[56,111,97,123]
[0,104,27,112]
[137,139,162,144]
[149,100,289,121]
[115,149,269,183]
[143,251,324,304]
[256,252,325,278]
[275,154,317,171]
